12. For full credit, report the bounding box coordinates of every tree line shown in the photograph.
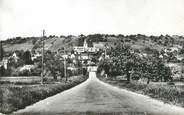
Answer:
[98,44,173,84]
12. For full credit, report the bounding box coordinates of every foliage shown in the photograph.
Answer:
[101,78,184,108]
[0,41,4,61]
[32,38,37,45]
[18,69,31,76]
[0,66,5,76]
[22,50,33,65]
[0,41,5,76]
[44,50,64,80]
[99,44,172,83]
[77,34,86,46]
[87,34,107,47]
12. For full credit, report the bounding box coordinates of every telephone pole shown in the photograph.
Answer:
[41,30,45,84]
[64,48,67,82]
[104,44,107,58]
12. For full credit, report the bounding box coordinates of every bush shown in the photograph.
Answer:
[18,70,30,76]
[30,68,41,76]
[0,75,88,114]
[0,66,5,76]
[101,77,184,107]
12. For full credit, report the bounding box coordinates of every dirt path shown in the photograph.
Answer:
[14,72,184,115]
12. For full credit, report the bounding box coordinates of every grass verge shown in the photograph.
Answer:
[98,76,184,107]
[0,75,88,114]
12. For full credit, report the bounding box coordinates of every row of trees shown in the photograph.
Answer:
[98,45,173,84]
[3,34,184,46]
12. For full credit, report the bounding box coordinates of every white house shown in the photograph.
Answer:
[20,65,35,72]
[12,52,19,62]
[70,54,75,59]
[81,53,89,60]
[0,58,8,69]
[164,47,179,53]
[32,52,42,61]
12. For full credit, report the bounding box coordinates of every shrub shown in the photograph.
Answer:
[0,75,88,114]
[101,77,184,107]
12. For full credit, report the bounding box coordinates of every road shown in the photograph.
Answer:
[14,72,184,115]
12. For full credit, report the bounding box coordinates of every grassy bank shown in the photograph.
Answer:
[99,76,184,107]
[0,75,88,114]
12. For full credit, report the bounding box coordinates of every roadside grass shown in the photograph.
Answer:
[99,76,184,107]
[0,75,88,114]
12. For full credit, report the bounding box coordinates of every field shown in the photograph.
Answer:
[0,76,40,84]
[3,36,79,52]
[3,39,34,52]
[0,75,88,114]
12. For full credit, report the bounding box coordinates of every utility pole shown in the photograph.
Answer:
[104,44,107,58]
[41,30,45,84]
[105,48,106,58]
[64,48,67,82]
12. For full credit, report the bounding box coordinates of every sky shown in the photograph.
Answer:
[0,0,184,39]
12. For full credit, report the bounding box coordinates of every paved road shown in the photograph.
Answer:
[14,72,184,115]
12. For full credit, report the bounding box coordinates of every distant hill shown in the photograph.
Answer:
[2,34,184,53]
[2,36,79,52]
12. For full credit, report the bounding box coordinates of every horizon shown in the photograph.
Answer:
[2,33,184,41]
[1,0,184,40]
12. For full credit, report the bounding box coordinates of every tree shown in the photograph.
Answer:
[77,36,85,46]
[125,60,134,82]
[44,51,64,80]
[139,55,172,83]
[99,43,172,84]
[32,38,37,45]
[0,41,4,61]
[104,45,137,82]
[22,50,33,65]
[0,41,5,76]
[0,66,5,76]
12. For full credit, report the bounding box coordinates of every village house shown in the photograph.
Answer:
[19,65,35,72]
[0,52,20,70]
[0,58,8,69]
[11,52,19,63]
[164,46,181,54]
[31,52,42,61]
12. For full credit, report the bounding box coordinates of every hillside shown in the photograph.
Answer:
[2,36,79,52]
[2,34,184,54]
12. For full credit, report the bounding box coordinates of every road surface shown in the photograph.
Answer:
[14,72,184,115]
